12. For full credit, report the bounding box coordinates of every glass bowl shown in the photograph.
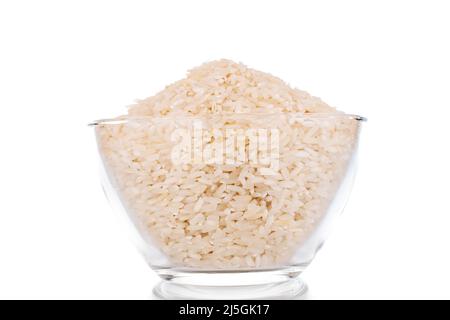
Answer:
[90,112,365,299]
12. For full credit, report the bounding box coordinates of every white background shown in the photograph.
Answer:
[1,0,449,300]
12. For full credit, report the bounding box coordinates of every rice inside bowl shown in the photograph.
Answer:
[95,60,360,269]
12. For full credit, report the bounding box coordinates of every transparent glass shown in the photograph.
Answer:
[90,113,365,299]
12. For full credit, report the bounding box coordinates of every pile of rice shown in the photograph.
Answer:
[96,60,359,269]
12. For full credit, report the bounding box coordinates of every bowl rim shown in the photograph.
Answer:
[89,113,367,126]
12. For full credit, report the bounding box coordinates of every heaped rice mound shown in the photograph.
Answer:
[129,59,336,116]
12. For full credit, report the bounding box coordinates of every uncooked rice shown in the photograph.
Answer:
[96,60,359,269]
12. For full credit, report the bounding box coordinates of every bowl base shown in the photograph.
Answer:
[152,268,307,299]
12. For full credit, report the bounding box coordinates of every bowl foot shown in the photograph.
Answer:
[153,269,307,299]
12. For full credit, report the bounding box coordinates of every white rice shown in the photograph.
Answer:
[96,60,359,269]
